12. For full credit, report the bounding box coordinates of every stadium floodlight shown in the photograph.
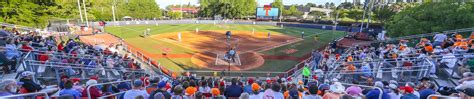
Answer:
[77,0,84,23]
[83,0,89,27]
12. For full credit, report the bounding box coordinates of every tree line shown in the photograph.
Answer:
[0,0,162,28]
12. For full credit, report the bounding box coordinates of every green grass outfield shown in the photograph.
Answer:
[105,24,346,73]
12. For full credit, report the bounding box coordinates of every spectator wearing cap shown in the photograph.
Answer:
[19,71,42,93]
[288,87,302,99]
[145,77,160,94]
[117,77,132,91]
[318,82,330,96]
[243,78,254,94]
[400,86,419,99]
[345,81,362,96]
[59,75,69,89]
[123,80,150,99]
[440,50,457,69]
[387,83,401,99]
[419,82,436,99]
[81,79,101,99]
[0,79,21,96]
[303,82,322,99]
[185,80,197,96]
[150,81,171,99]
[365,81,389,99]
[240,92,250,99]
[405,82,420,97]
[70,78,83,92]
[211,88,225,99]
[323,82,345,99]
[59,80,81,99]
[249,83,263,98]
[224,78,243,98]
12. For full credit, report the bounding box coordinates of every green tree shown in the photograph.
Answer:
[167,11,182,19]
[305,3,317,7]
[198,0,256,19]
[386,3,474,37]
[346,9,364,22]
[338,2,353,9]
[286,5,302,16]
[373,5,396,24]
[272,0,284,16]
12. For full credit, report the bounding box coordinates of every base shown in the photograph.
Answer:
[215,53,242,66]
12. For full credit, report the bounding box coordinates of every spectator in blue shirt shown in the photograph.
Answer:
[400,86,419,99]
[419,82,436,99]
[117,77,132,91]
[59,80,82,99]
[365,81,389,99]
[224,78,243,97]
[242,79,254,94]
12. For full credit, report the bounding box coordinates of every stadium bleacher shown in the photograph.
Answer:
[0,21,473,99]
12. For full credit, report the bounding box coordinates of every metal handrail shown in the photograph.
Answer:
[98,91,126,99]
[0,92,49,99]
[27,62,146,73]
[27,60,140,71]
[354,27,474,45]
[87,80,132,99]
[330,53,474,65]
[426,94,460,99]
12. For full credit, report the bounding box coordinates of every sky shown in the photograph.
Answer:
[155,0,343,9]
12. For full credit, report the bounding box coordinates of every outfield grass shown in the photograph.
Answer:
[105,24,345,72]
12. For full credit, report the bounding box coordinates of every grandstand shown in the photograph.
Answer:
[0,2,473,99]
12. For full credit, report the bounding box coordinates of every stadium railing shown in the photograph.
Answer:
[324,52,474,86]
[86,80,132,99]
[0,92,49,99]
[91,20,278,26]
[119,39,174,79]
[0,22,35,31]
[91,20,362,32]
[353,27,474,46]
[16,50,147,85]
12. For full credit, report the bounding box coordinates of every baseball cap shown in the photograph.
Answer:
[400,86,414,93]
[157,81,166,88]
[251,83,260,91]
[133,80,143,87]
[289,89,299,97]
[21,71,34,77]
[185,87,197,95]
[211,88,220,95]
[247,78,254,84]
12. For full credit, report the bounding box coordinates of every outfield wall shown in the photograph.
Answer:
[89,20,367,32]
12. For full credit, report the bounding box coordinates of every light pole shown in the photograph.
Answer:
[82,0,89,27]
[77,0,84,23]
[359,1,368,33]
[112,0,117,23]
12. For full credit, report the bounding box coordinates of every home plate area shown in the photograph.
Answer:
[215,53,242,66]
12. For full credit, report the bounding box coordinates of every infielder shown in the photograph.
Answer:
[301,31,305,38]
[267,32,271,40]
[178,32,182,42]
